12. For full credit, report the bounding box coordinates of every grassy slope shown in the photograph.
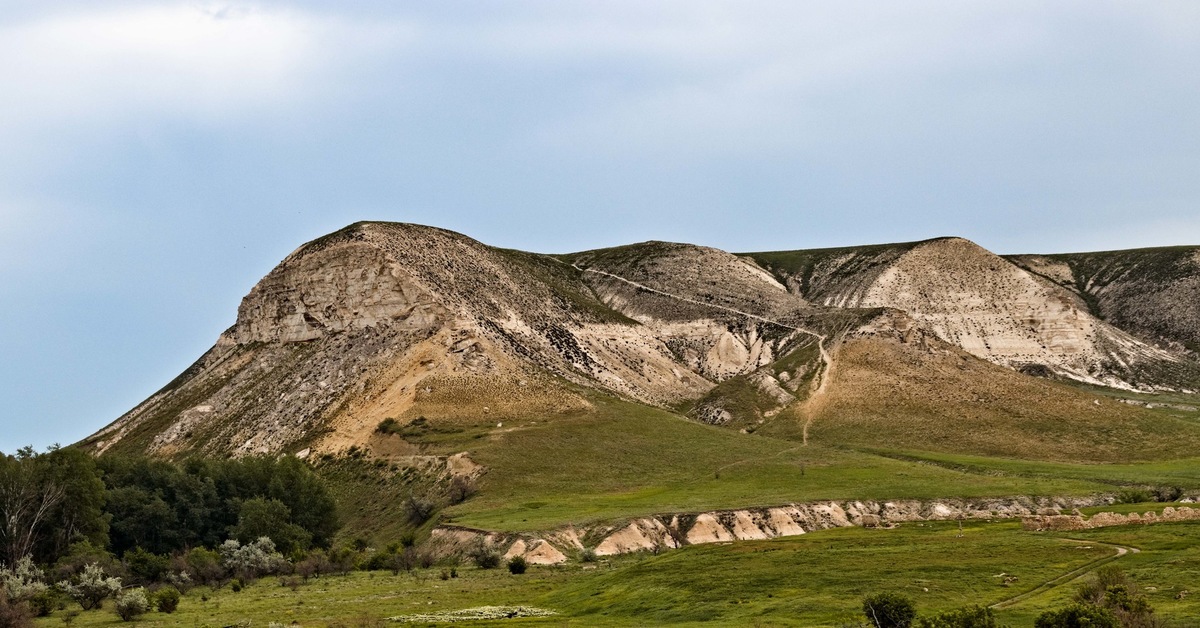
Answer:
[422,392,1199,533]
[38,519,1200,627]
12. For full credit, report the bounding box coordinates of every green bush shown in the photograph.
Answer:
[917,605,997,628]
[863,592,916,628]
[154,586,180,613]
[1035,603,1118,628]
[469,544,500,570]
[507,556,527,575]
[123,547,169,584]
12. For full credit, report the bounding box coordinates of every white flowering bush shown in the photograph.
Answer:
[220,537,287,580]
[113,587,149,621]
[0,556,48,601]
[57,563,121,610]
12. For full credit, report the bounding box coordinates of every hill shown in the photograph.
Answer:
[80,223,1200,544]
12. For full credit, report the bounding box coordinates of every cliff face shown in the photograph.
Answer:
[748,238,1197,391]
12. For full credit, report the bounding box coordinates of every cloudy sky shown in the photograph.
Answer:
[2,1,1198,451]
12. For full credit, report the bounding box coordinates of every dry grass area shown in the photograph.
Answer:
[803,336,1200,462]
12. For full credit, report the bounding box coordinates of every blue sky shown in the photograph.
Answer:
[2,1,1198,452]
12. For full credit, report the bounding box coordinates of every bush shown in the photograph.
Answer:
[403,497,436,526]
[507,556,527,575]
[1,556,51,617]
[1035,603,1118,628]
[1073,565,1158,627]
[154,586,180,613]
[468,544,500,570]
[183,547,225,586]
[863,592,916,628]
[123,547,169,584]
[580,548,597,563]
[220,537,287,581]
[0,590,32,628]
[26,590,56,617]
[1115,489,1154,504]
[114,587,149,621]
[57,563,122,610]
[917,605,997,628]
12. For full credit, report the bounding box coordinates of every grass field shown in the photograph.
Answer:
[36,518,1200,627]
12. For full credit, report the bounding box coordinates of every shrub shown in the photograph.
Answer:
[447,477,476,505]
[26,590,56,617]
[57,563,121,610]
[1,556,53,617]
[507,556,527,575]
[580,548,597,563]
[1115,489,1154,504]
[468,544,500,570]
[403,497,436,526]
[1073,565,1159,627]
[1034,603,1118,628]
[1151,486,1183,502]
[183,547,225,586]
[220,537,287,581]
[296,550,333,581]
[0,590,32,628]
[123,547,169,584]
[863,592,916,628]
[917,605,997,628]
[154,586,180,613]
[113,587,149,622]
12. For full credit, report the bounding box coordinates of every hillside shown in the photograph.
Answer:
[745,238,1200,391]
[79,222,1200,543]
[1009,246,1200,357]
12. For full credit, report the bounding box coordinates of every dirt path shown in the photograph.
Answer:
[566,263,832,443]
[989,538,1140,610]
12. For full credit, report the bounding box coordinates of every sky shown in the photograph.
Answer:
[1,1,1199,452]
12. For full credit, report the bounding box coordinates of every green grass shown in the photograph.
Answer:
[438,396,1136,532]
[38,520,1200,627]
[864,449,1200,492]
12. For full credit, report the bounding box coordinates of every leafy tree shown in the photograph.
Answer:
[0,447,107,565]
[123,547,170,584]
[229,497,312,555]
[863,592,917,628]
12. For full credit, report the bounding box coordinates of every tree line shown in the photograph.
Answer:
[0,446,339,568]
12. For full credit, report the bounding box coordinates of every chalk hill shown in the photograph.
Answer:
[84,224,1200,462]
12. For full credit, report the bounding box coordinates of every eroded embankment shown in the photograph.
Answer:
[431,495,1138,565]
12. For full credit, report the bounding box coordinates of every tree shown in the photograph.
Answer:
[0,447,106,566]
[863,593,917,628]
[229,497,312,555]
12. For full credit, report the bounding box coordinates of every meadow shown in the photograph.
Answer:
[35,518,1200,627]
